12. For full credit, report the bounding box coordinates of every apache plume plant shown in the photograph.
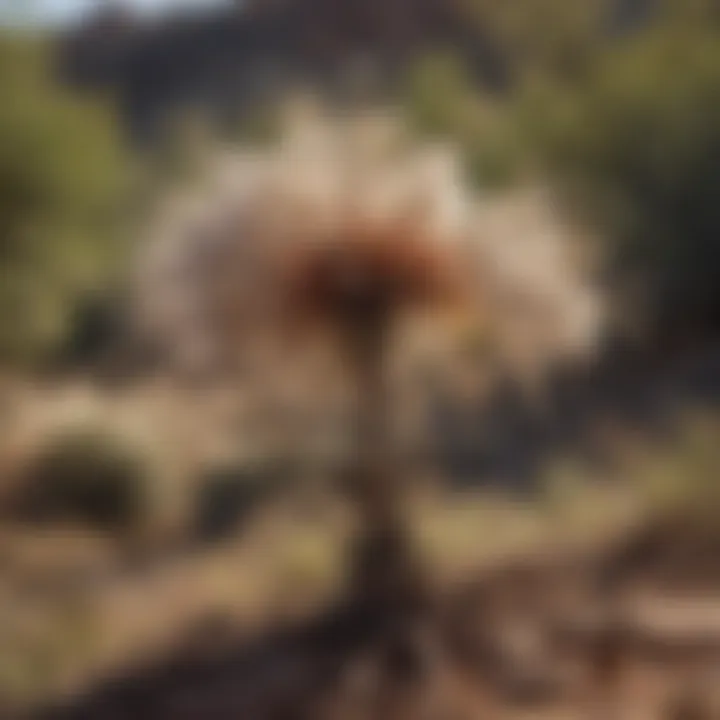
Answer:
[137,102,601,386]
[139,101,474,558]
[282,213,465,606]
[271,125,474,720]
[134,105,604,715]
[135,103,602,606]
[135,105,478,377]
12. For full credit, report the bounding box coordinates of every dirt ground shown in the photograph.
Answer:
[24,512,720,720]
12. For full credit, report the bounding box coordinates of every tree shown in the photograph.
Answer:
[403,52,526,187]
[540,24,720,341]
[0,33,128,366]
[464,0,604,84]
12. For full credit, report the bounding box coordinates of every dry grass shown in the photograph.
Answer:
[0,498,350,710]
[0,467,647,711]
[2,377,720,713]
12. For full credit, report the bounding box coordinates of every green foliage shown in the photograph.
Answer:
[404,53,476,138]
[0,33,129,366]
[464,0,604,83]
[537,26,720,337]
[17,428,148,532]
[402,5,720,338]
[403,53,526,188]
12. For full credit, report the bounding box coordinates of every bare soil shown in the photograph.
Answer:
[30,516,720,720]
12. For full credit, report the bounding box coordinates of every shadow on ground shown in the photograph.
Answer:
[431,340,720,490]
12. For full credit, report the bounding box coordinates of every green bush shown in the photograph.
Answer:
[464,0,603,84]
[402,7,720,338]
[403,53,477,139]
[403,52,526,188]
[536,26,720,339]
[17,429,148,531]
[0,33,129,367]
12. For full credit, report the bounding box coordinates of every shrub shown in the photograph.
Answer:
[403,52,526,188]
[464,0,604,84]
[16,429,148,532]
[537,26,720,341]
[0,33,129,367]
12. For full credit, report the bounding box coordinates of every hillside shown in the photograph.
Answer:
[58,0,655,142]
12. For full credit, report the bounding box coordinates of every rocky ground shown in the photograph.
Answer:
[29,512,720,720]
